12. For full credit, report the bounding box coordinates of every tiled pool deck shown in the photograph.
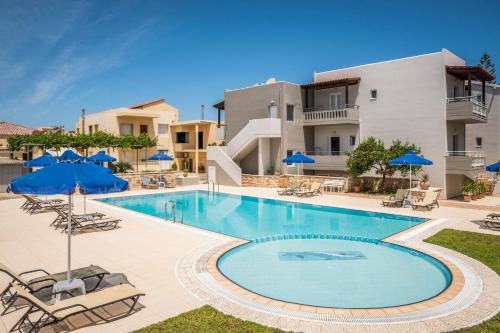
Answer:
[0,185,498,332]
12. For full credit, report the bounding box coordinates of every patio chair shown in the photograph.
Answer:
[50,206,107,229]
[140,177,158,189]
[411,191,439,211]
[382,189,409,207]
[8,283,144,333]
[0,263,109,314]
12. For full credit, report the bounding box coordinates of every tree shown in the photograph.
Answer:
[347,137,423,191]
[478,52,496,83]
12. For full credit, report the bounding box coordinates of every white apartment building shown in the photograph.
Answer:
[207,49,495,198]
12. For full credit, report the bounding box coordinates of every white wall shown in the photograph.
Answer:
[313,125,359,154]
[315,50,457,192]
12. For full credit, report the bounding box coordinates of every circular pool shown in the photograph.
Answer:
[217,235,451,308]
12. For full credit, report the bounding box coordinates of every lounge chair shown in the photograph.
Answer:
[411,192,439,211]
[20,195,63,211]
[277,187,295,195]
[21,195,67,215]
[8,283,144,333]
[59,217,120,234]
[0,263,109,314]
[382,189,409,207]
[296,182,322,198]
[50,206,107,229]
[140,177,158,189]
[486,213,500,220]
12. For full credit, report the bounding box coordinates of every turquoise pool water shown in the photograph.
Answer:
[98,190,426,240]
[99,190,451,308]
[218,237,451,308]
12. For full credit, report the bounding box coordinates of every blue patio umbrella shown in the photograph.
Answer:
[148,152,174,177]
[88,150,117,163]
[23,152,57,168]
[59,150,84,163]
[10,162,128,280]
[389,150,433,188]
[486,161,500,172]
[283,152,315,181]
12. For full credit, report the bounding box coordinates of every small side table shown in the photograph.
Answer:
[157,181,166,188]
[52,278,86,303]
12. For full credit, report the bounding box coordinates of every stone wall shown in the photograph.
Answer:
[242,174,349,191]
[115,171,179,190]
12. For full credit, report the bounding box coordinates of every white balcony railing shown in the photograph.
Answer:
[446,151,486,168]
[446,96,487,118]
[303,105,359,123]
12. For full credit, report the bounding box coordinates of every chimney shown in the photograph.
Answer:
[200,104,205,120]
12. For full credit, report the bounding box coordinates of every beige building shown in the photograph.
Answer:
[170,120,223,173]
[0,121,34,160]
[75,99,179,170]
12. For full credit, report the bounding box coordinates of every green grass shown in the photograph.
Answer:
[132,305,289,333]
[425,229,500,333]
[134,229,499,333]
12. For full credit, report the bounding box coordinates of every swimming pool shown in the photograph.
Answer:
[98,190,426,240]
[99,190,451,308]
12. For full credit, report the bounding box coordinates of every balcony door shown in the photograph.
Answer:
[329,92,343,110]
[330,137,340,156]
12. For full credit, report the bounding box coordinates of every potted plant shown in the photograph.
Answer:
[198,164,205,173]
[353,178,362,193]
[419,174,430,190]
[471,182,478,200]
[477,182,486,199]
[462,181,473,202]
[183,169,188,177]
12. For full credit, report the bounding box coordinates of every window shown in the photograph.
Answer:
[286,104,295,121]
[475,137,483,148]
[158,124,168,135]
[370,89,377,100]
[140,125,148,135]
[119,123,133,136]
[286,149,294,165]
[88,125,93,134]
[176,132,189,143]
[94,124,99,132]
[350,135,356,146]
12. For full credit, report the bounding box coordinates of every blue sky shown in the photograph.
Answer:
[1,0,499,130]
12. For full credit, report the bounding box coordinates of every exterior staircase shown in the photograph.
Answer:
[207,118,281,186]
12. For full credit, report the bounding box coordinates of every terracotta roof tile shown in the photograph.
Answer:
[128,98,165,109]
[0,121,33,136]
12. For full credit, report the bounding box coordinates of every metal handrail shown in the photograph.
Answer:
[207,180,219,194]
[445,151,485,157]
[304,151,348,156]
[164,200,183,223]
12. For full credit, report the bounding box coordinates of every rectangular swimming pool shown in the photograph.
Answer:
[98,191,427,240]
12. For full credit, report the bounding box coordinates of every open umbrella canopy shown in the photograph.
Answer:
[388,150,433,166]
[282,152,315,164]
[88,150,116,163]
[148,152,174,161]
[23,152,57,168]
[486,161,500,172]
[59,150,85,163]
[10,162,126,195]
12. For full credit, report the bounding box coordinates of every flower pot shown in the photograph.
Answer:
[354,185,361,193]
[471,194,477,200]
[463,194,471,202]
[419,181,430,190]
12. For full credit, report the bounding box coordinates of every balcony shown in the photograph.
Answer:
[446,96,487,123]
[445,151,485,178]
[303,105,359,126]
[301,151,348,171]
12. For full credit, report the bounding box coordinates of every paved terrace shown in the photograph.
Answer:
[0,186,499,332]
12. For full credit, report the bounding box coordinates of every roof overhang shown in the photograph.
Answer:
[213,100,224,110]
[446,66,495,81]
[301,77,361,90]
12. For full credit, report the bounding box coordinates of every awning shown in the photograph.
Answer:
[301,77,361,90]
[213,100,225,110]
[446,66,495,81]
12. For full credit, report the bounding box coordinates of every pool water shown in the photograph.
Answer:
[99,190,451,308]
[98,191,426,240]
[218,237,451,308]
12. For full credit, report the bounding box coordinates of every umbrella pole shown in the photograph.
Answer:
[409,165,412,189]
[84,195,86,214]
[67,195,72,280]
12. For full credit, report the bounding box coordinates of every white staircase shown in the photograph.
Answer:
[207,118,281,186]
